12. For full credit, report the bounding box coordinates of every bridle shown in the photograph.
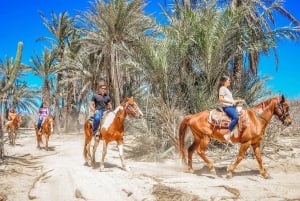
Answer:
[274,98,289,123]
[124,102,140,117]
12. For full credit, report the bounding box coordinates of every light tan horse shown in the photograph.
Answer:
[34,116,54,151]
[84,97,143,171]
[178,95,291,178]
[5,113,22,146]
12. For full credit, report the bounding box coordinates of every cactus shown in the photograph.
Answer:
[0,41,23,159]
[0,41,23,93]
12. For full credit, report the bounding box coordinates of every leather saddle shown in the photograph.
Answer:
[88,110,110,127]
[208,105,248,137]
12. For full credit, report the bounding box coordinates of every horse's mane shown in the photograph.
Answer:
[253,96,278,109]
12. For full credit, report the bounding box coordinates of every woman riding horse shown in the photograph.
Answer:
[5,108,17,129]
[5,108,22,146]
[179,95,291,178]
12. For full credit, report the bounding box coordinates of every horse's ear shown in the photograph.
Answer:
[281,95,286,102]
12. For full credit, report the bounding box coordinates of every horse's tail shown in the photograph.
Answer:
[178,115,192,164]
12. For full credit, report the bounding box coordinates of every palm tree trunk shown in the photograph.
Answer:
[233,54,243,88]
[54,73,62,135]
[110,45,121,106]
[64,81,73,132]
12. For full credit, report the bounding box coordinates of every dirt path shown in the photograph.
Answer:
[1,130,300,201]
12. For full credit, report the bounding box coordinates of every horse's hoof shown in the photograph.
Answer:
[187,168,194,173]
[122,166,130,171]
[262,173,271,179]
[100,165,105,172]
[210,168,216,175]
[226,173,232,179]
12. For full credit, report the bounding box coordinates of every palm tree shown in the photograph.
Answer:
[7,81,40,114]
[225,0,300,87]
[79,0,155,106]
[38,10,76,133]
[28,50,57,107]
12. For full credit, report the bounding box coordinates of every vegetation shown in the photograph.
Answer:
[1,0,300,159]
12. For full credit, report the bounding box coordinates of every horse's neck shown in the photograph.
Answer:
[257,99,276,123]
[114,106,127,120]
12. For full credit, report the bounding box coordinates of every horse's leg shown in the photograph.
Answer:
[117,143,129,171]
[226,141,251,178]
[34,127,41,149]
[84,135,93,166]
[187,140,200,173]
[197,136,215,174]
[99,142,107,171]
[8,131,13,145]
[92,139,100,168]
[252,142,268,178]
[45,135,49,151]
[12,130,16,146]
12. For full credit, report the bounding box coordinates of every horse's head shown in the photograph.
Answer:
[123,97,143,118]
[45,116,54,133]
[274,95,291,126]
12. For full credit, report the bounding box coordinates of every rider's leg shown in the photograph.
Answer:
[223,106,239,141]
[92,110,104,134]
[37,118,42,130]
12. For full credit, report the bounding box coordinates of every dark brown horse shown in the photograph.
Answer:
[34,116,54,151]
[179,95,291,178]
[5,113,22,146]
[84,97,143,171]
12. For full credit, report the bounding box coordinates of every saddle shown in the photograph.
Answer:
[208,105,248,138]
[88,111,111,128]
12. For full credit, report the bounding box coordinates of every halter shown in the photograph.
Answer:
[274,97,289,123]
[124,102,139,117]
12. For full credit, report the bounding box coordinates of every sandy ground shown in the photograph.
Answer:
[1,128,300,201]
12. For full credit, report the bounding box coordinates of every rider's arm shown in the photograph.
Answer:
[107,102,112,110]
[90,101,96,113]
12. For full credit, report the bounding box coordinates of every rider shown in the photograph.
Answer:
[217,75,244,143]
[37,102,49,134]
[90,82,112,140]
[5,108,17,128]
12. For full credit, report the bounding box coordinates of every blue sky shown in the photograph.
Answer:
[1,0,299,99]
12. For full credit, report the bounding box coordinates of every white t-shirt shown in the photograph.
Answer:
[219,86,234,106]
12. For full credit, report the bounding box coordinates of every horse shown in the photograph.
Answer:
[34,116,54,151]
[83,96,143,171]
[5,113,22,146]
[178,95,291,178]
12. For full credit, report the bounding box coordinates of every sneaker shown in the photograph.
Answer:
[224,133,232,143]
[94,134,100,141]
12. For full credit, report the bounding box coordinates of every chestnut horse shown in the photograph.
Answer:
[34,116,54,151]
[5,113,22,146]
[83,97,143,171]
[179,95,291,178]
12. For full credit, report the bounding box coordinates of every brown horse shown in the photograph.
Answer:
[179,95,291,178]
[34,116,54,151]
[83,97,143,171]
[5,113,22,146]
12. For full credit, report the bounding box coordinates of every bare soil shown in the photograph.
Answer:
[1,127,300,201]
